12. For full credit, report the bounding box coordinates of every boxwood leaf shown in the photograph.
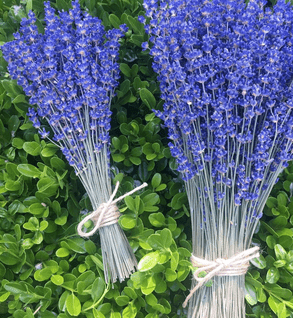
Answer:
[266,267,280,284]
[140,88,156,110]
[66,293,81,316]
[120,63,131,77]
[274,244,287,260]
[51,275,64,285]
[138,251,160,272]
[17,164,41,178]
[91,277,105,302]
[109,14,121,28]
[23,141,41,156]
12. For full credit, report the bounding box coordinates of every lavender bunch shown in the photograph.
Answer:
[142,0,293,316]
[1,1,138,284]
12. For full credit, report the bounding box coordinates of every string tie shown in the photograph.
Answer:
[182,246,260,308]
[77,181,148,237]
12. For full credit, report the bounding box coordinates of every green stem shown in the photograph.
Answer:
[83,283,110,312]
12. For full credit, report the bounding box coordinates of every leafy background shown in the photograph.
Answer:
[0,0,292,317]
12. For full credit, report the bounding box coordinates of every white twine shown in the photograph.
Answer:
[182,246,260,308]
[77,181,148,237]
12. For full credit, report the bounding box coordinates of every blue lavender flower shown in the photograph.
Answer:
[143,0,293,218]
[2,0,127,173]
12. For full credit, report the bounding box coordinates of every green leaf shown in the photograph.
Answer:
[4,282,27,294]
[129,156,141,165]
[12,138,24,149]
[109,14,121,28]
[112,153,125,162]
[23,141,41,156]
[140,88,156,109]
[8,115,20,132]
[93,309,106,318]
[56,0,71,11]
[51,275,64,285]
[26,0,32,12]
[266,267,280,284]
[0,291,10,302]
[1,80,23,99]
[41,144,59,157]
[165,268,177,282]
[149,212,165,227]
[59,291,70,311]
[141,275,156,295]
[50,157,66,170]
[56,248,70,258]
[34,268,52,281]
[123,287,137,300]
[91,277,105,302]
[266,197,278,209]
[65,237,87,253]
[66,293,81,316]
[124,196,135,211]
[151,173,161,188]
[138,251,160,272]
[250,254,266,269]
[17,164,41,178]
[122,301,137,318]
[116,295,130,306]
[120,63,131,77]
[147,234,165,250]
[29,203,46,215]
[268,295,279,314]
[277,192,288,206]
[127,16,144,34]
[160,228,173,249]
[274,244,287,260]
[112,137,121,150]
[120,215,137,229]
[270,216,287,229]
[277,303,286,318]
[37,177,59,196]
[264,283,292,300]
[142,193,160,207]
[245,282,258,306]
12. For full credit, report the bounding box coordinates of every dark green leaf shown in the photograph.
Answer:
[140,88,156,109]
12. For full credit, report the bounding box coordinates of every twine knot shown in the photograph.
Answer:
[182,246,260,308]
[77,181,148,237]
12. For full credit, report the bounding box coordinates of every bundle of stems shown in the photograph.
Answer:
[2,0,139,283]
[142,0,293,316]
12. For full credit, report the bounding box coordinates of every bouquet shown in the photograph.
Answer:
[142,0,293,316]
[2,0,147,284]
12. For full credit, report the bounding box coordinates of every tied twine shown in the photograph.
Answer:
[182,246,260,308]
[77,181,148,237]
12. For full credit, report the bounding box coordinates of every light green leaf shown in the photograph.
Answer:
[23,141,41,156]
[17,164,41,178]
[138,251,160,272]
[91,277,105,302]
[66,293,81,316]
[51,275,64,285]
[274,244,287,260]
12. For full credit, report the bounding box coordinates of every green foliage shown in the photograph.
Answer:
[245,163,293,318]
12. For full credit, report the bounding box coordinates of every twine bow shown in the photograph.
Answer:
[77,181,148,237]
[182,246,260,308]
